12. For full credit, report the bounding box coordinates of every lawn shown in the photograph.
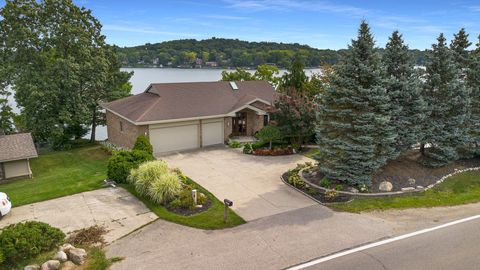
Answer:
[121,178,246,230]
[302,148,320,159]
[0,145,109,207]
[330,170,480,213]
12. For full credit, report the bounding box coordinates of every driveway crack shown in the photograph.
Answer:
[361,251,389,270]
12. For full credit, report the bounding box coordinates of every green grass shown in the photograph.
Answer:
[79,247,123,270]
[0,145,109,207]
[121,178,246,230]
[330,171,480,213]
[302,148,320,158]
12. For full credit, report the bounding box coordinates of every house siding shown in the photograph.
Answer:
[3,159,31,180]
[106,111,148,149]
[224,117,233,140]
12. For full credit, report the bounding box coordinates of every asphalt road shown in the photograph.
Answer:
[301,217,480,270]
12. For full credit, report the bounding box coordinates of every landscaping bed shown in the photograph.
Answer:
[303,150,480,193]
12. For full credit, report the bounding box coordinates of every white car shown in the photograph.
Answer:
[0,192,12,219]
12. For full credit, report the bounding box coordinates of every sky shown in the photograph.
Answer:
[4,0,480,49]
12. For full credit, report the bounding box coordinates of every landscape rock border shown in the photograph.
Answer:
[298,167,480,198]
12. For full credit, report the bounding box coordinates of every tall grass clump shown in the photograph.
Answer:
[148,173,183,204]
[128,160,170,195]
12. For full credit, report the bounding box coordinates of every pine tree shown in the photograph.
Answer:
[450,28,473,158]
[315,21,396,186]
[468,36,480,155]
[423,34,469,167]
[383,31,426,155]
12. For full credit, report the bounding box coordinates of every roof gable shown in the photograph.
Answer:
[0,133,38,162]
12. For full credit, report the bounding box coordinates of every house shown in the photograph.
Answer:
[102,81,277,154]
[0,133,38,181]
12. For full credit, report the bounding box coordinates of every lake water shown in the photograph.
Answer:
[7,68,322,140]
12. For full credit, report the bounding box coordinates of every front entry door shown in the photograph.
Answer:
[232,112,247,136]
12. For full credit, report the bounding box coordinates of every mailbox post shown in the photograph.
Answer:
[223,199,233,223]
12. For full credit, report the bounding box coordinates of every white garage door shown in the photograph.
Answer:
[202,121,224,146]
[149,124,199,153]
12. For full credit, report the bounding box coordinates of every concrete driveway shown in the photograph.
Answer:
[0,188,157,243]
[161,146,316,221]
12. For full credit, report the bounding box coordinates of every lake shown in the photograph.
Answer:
[7,68,322,140]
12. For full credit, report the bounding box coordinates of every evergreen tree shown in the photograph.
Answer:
[383,31,426,155]
[315,21,396,186]
[468,35,480,155]
[423,34,469,167]
[281,56,308,95]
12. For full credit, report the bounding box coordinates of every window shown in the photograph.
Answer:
[119,121,123,132]
[263,115,269,126]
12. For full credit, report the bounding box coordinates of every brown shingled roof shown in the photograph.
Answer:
[102,81,277,123]
[0,133,38,162]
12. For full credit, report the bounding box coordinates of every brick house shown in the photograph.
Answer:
[102,81,277,154]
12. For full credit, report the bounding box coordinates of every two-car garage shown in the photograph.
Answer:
[148,118,224,154]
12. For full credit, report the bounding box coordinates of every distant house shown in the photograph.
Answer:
[102,81,277,154]
[0,133,38,181]
[205,61,218,67]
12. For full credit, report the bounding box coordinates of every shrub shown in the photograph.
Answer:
[256,125,283,149]
[132,135,153,155]
[324,189,338,201]
[243,143,253,154]
[107,150,154,183]
[148,172,182,204]
[335,184,344,191]
[0,250,4,265]
[252,141,266,150]
[288,172,306,188]
[0,221,65,265]
[129,160,170,196]
[228,140,242,148]
[319,178,330,188]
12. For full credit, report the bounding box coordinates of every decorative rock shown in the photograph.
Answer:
[401,187,415,192]
[24,265,40,270]
[378,181,393,192]
[53,251,68,262]
[41,260,60,270]
[407,178,416,186]
[68,248,87,265]
[59,244,74,253]
[348,187,359,193]
[416,185,424,189]
[60,261,77,270]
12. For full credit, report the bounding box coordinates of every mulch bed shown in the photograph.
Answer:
[167,199,212,216]
[282,172,352,203]
[303,150,480,193]
[252,148,294,156]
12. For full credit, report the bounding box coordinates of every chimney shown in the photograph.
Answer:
[229,81,238,90]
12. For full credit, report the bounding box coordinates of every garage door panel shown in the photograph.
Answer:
[202,121,223,146]
[150,124,198,153]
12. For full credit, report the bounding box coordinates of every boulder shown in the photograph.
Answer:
[24,265,40,270]
[53,251,68,262]
[68,248,87,265]
[60,261,77,270]
[348,187,359,193]
[59,244,74,253]
[407,178,416,186]
[378,181,393,192]
[41,260,60,270]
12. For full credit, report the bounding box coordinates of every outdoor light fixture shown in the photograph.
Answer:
[223,199,233,223]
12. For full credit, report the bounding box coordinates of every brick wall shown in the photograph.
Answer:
[106,111,148,149]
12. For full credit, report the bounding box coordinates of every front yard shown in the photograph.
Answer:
[330,170,480,213]
[0,145,109,207]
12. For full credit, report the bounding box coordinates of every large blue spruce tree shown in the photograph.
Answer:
[383,31,426,155]
[468,36,480,156]
[315,21,395,186]
[423,33,470,167]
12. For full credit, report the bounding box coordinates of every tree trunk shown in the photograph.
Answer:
[269,141,272,150]
[90,107,97,143]
[420,143,425,156]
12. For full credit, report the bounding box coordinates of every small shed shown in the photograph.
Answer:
[0,133,38,181]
